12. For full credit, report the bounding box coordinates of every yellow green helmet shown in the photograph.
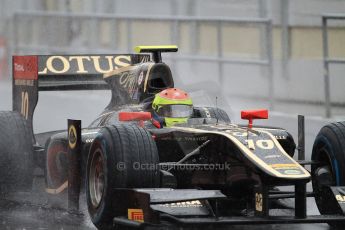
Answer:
[152,88,193,127]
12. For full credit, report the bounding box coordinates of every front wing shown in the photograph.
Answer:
[112,187,345,229]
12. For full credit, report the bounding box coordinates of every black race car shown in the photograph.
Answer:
[1,46,345,229]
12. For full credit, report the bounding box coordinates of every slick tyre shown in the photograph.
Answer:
[193,107,230,123]
[312,121,345,229]
[0,111,34,192]
[86,124,160,229]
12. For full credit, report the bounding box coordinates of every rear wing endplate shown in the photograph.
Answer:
[12,54,150,141]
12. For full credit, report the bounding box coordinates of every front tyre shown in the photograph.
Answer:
[86,124,160,229]
[312,121,345,229]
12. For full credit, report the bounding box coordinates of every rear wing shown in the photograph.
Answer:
[12,54,150,138]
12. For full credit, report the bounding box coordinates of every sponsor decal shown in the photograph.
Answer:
[85,138,94,143]
[120,71,137,92]
[270,164,302,175]
[38,55,132,75]
[283,169,302,175]
[14,79,34,86]
[117,70,142,100]
[264,155,281,159]
[203,108,211,118]
[183,136,208,141]
[274,135,287,140]
[21,91,29,120]
[13,56,38,80]
[128,209,144,222]
[138,71,144,85]
[160,136,208,142]
[68,125,77,149]
[255,193,263,212]
[159,200,203,208]
[336,195,345,203]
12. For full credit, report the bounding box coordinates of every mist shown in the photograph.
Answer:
[0,1,345,229]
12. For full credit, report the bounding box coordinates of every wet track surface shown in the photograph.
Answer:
[0,199,92,230]
[0,80,338,230]
[0,191,330,230]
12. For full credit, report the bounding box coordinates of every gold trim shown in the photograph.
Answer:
[143,63,154,93]
[103,65,136,79]
[269,164,300,169]
[173,126,310,179]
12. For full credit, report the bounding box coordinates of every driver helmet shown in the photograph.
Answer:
[152,88,193,127]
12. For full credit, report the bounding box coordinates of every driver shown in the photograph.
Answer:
[152,88,193,127]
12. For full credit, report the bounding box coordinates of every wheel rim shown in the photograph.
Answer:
[314,146,335,186]
[314,165,333,187]
[312,144,339,215]
[89,148,105,208]
[47,142,68,188]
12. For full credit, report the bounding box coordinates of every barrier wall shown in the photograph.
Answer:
[10,12,345,102]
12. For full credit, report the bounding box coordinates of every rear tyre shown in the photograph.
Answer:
[193,106,230,123]
[0,111,34,192]
[311,121,345,229]
[86,124,160,229]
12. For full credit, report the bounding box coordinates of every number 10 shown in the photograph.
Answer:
[21,91,29,120]
[245,139,274,150]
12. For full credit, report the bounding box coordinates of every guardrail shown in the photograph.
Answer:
[322,14,345,118]
[11,11,273,107]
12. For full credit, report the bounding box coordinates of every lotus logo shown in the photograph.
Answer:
[255,192,263,212]
[38,55,132,74]
[68,125,77,149]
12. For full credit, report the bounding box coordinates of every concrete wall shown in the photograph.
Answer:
[1,0,345,112]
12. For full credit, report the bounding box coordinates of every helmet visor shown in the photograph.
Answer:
[157,104,193,118]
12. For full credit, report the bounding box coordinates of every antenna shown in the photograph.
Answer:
[215,96,219,125]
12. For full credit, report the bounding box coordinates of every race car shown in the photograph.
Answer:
[1,46,345,229]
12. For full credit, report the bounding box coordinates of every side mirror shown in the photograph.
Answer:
[119,112,152,122]
[241,109,268,129]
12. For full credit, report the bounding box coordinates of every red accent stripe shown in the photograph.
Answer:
[119,112,152,121]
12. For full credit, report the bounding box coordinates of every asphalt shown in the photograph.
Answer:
[0,80,343,230]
